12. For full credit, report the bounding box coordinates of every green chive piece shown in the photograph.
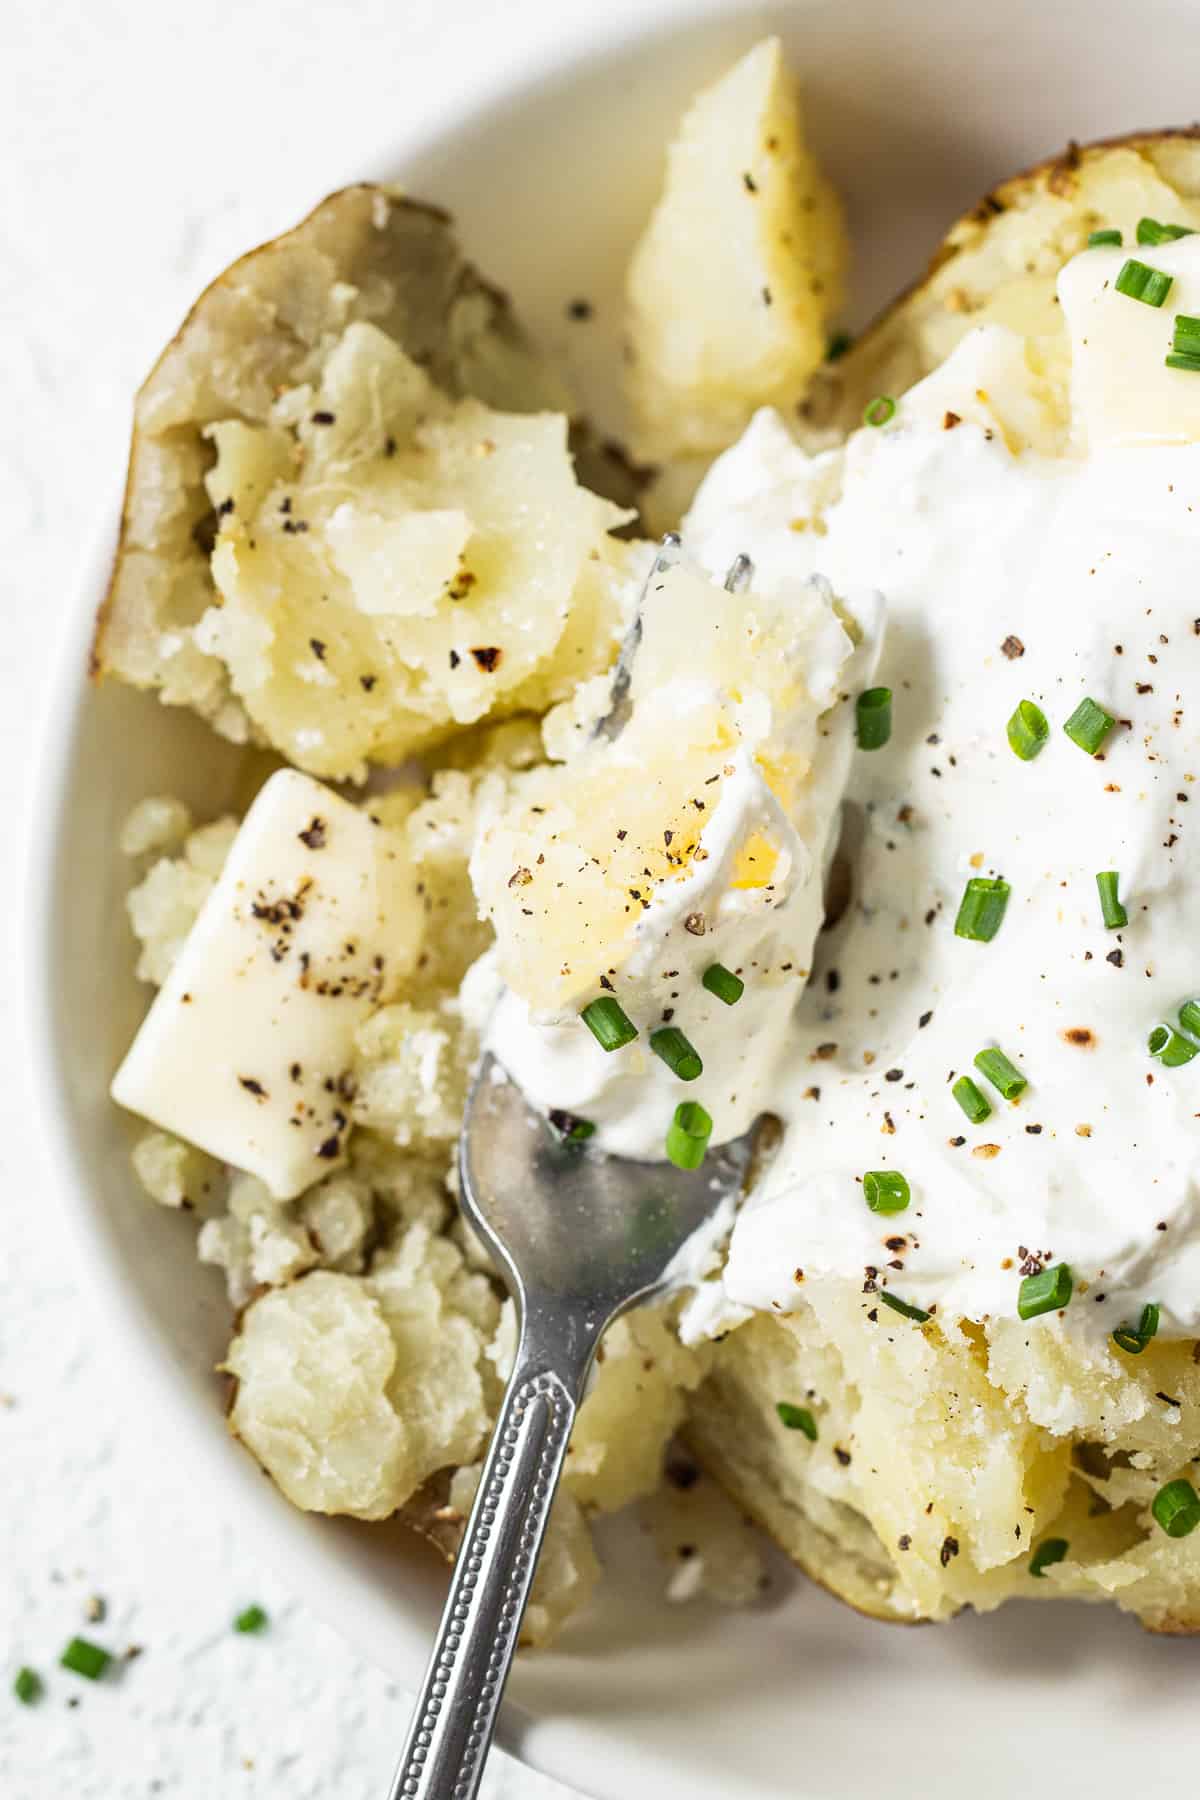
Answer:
[1112,1301,1161,1355]
[863,395,896,428]
[1063,697,1116,756]
[974,1046,1027,1101]
[1179,999,1200,1039]
[863,1169,911,1214]
[954,877,1011,943]
[1095,870,1128,930]
[548,1109,595,1143]
[649,1026,703,1081]
[1136,217,1195,246]
[1114,257,1174,306]
[1006,699,1050,762]
[776,1402,818,1439]
[1087,228,1123,247]
[665,1101,712,1171]
[1171,313,1200,354]
[1166,351,1200,372]
[60,1638,112,1681]
[1149,1024,1199,1067]
[580,996,638,1052]
[702,963,744,1006]
[1029,1537,1069,1578]
[878,1291,930,1324]
[13,1668,40,1706]
[1152,1478,1200,1538]
[952,1075,992,1123]
[1018,1263,1073,1320]
[826,330,853,362]
[235,1605,269,1635]
[856,686,893,750]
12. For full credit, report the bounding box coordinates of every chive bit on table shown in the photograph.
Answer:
[1087,227,1122,248]
[974,1046,1027,1101]
[1148,1024,1198,1068]
[235,1605,269,1635]
[863,1170,910,1214]
[863,394,896,428]
[954,877,1010,943]
[1006,699,1049,761]
[878,1291,930,1324]
[666,1101,712,1171]
[1029,1537,1069,1578]
[1152,1479,1200,1538]
[12,1667,41,1706]
[1137,216,1195,246]
[952,1075,992,1124]
[649,1026,703,1081]
[1064,697,1116,756]
[1114,257,1173,307]
[1167,313,1200,372]
[856,686,893,750]
[1096,870,1128,930]
[776,1402,818,1440]
[1112,1301,1160,1356]
[702,963,744,1006]
[581,996,638,1052]
[59,1638,112,1681]
[1017,1262,1073,1320]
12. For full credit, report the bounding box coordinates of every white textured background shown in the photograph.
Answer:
[0,1,669,1793]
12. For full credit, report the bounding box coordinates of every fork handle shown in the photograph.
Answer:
[386,1324,597,1800]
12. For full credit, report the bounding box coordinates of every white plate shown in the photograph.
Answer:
[28,2,1200,1796]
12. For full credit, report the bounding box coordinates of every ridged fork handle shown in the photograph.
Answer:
[386,1316,600,1800]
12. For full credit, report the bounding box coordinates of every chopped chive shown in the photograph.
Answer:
[974,1046,1027,1101]
[702,963,744,1006]
[952,1075,992,1123]
[1029,1537,1069,1578]
[1136,217,1195,246]
[954,877,1011,943]
[1006,699,1050,761]
[1171,313,1200,354]
[548,1108,595,1143]
[878,1291,930,1324]
[666,1100,712,1171]
[1095,870,1128,930]
[1148,1024,1198,1067]
[60,1638,112,1681]
[1179,999,1200,1039]
[580,996,638,1052]
[1063,697,1115,756]
[1114,257,1174,306]
[1166,351,1200,372]
[863,395,896,428]
[826,330,853,362]
[235,1605,269,1634]
[649,1026,703,1081]
[1112,1301,1161,1355]
[863,1169,910,1214]
[1152,1478,1200,1538]
[776,1402,818,1439]
[13,1667,40,1706]
[855,686,893,750]
[1087,228,1122,247]
[1017,1262,1073,1320]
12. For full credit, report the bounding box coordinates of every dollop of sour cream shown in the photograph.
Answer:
[677,241,1200,1343]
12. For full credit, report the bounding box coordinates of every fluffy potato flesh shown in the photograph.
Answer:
[94,186,634,779]
[626,37,847,463]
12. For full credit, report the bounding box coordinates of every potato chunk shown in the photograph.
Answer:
[626,38,846,463]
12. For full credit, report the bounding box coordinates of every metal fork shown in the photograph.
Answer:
[386,544,760,1800]
[386,1057,760,1800]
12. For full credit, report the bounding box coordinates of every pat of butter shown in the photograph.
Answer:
[112,770,422,1198]
[1060,238,1200,448]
